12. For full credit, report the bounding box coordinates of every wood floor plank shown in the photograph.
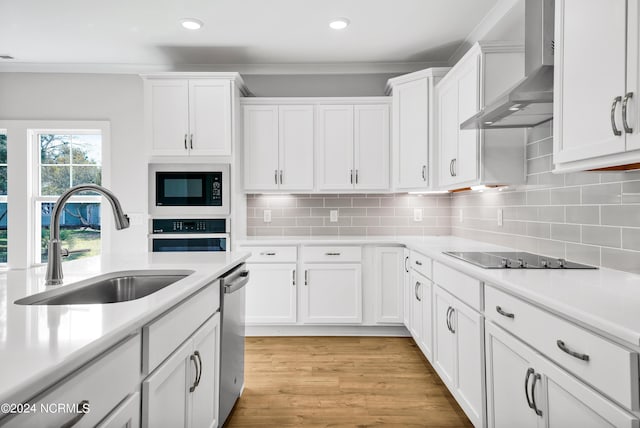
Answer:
[225,337,473,428]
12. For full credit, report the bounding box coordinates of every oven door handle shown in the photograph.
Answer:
[224,271,250,294]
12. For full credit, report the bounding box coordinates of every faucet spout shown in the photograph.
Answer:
[45,184,130,285]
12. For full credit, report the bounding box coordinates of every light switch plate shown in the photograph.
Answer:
[413,208,423,222]
[497,208,503,227]
[263,209,272,223]
[459,209,464,223]
[330,210,338,222]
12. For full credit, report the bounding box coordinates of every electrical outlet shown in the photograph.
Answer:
[413,208,423,222]
[330,210,338,222]
[263,209,272,223]
[497,208,503,227]
[459,209,464,223]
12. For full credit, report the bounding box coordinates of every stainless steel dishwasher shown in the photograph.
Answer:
[219,263,249,426]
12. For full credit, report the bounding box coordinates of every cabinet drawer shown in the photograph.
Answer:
[410,250,432,278]
[5,335,141,428]
[302,246,362,263]
[433,262,482,311]
[485,285,639,410]
[143,281,219,374]
[240,246,297,263]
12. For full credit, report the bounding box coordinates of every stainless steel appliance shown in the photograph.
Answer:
[461,0,555,129]
[444,251,597,269]
[149,218,229,252]
[219,264,249,426]
[149,163,230,216]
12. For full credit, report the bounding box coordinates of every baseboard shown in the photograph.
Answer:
[245,324,411,337]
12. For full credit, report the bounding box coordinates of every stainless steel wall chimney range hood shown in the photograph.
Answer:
[461,0,555,130]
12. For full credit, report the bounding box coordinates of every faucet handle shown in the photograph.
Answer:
[60,248,91,258]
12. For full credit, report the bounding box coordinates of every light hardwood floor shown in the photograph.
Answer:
[225,337,473,427]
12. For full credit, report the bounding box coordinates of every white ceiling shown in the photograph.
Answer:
[0,0,501,70]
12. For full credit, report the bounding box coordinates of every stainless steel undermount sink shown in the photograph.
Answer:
[15,270,195,305]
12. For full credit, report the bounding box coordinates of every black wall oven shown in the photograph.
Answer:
[149,218,229,253]
[149,164,230,216]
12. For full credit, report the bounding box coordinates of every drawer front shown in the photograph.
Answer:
[410,250,432,278]
[302,246,362,263]
[433,262,482,311]
[485,285,639,410]
[143,281,219,374]
[240,246,297,263]
[5,335,141,428]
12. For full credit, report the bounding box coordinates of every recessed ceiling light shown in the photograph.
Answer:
[329,18,350,30]
[180,18,204,30]
[484,121,493,125]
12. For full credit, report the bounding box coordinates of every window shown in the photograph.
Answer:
[35,131,102,264]
[0,132,6,264]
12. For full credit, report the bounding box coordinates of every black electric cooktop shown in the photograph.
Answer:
[444,251,597,269]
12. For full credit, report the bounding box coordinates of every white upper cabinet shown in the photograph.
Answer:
[243,104,314,192]
[554,0,640,171]
[387,69,450,190]
[437,42,526,190]
[317,101,391,192]
[143,74,245,158]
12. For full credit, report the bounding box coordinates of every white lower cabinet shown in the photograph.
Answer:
[486,321,639,428]
[97,392,141,428]
[410,270,433,361]
[301,263,362,324]
[142,313,220,428]
[433,285,484,428]
[373,247,404,324]
[245,263,297,324]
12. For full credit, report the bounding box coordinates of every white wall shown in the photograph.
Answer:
[0,73,148,254]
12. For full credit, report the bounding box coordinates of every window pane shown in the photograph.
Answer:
[72,166,101,187]
[71,134,101,165]
[0,134,6,164]
[41,202,101,263]
[0,203,6,263]
[40,134,70,164]
[41,165,71,196]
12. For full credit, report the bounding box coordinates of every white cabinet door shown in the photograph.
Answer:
[403,249,412,330]
[279,105,315,191]
[243,105,279,191]
[354,104,390,190]
[485,322,540,428]
[433,286,456,387]
[555,0,627,163]
[418,277,433,362]
[301,263,362,324]
[191,314,220,428]
[451,299,484,427]
[97,392,141,428]
[188,80,232,156]
[410,271,423,344]
[456,60,480,184]
[374,247,403,324]
[438,79,459,187]
[317,105,355,190]
[147,80,190,156]
[142,340,193,428]
[246,263,297,324]
[394,78,430,189]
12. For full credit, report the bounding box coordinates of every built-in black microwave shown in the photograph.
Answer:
[149,164,230,216]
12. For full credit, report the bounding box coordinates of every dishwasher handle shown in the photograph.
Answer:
[224,271,250,294]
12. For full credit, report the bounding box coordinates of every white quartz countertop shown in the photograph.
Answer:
[237,236,640,349]
[0,251,249,406]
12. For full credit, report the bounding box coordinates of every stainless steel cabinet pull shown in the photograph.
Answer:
[292,269,296,286]
[556,340,590,361]
[60,400,90,428]
[415,282,421,302]
[531,373,543,416]
[496,306,515,319]
[355,169,359,184]
[350,169,353,184]
[189,353,199,392]
[304,270,308,285]
[325,252,341,256]
[448,307,456,333]
[446,307,452,332]
[194,350,203,387]
[190,134,194,149]
[261,252,277,256]
[422,165,426,181]
[524,368,535,409]
[274,170,278,185]
[184,134,188,150]
[623,92,634,133]
[452,159,457,176]
[611,96,623,136]
[280,170,283,184]
[450,159,454,177]
[415,260,423,266]
[404,256,409,273]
